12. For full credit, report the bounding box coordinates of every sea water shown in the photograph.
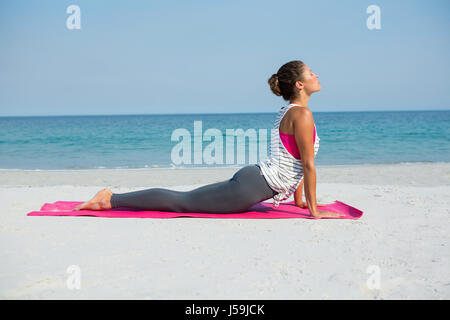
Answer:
[0,110,448,170]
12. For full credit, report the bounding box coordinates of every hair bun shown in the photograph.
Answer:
[268,73,281,96]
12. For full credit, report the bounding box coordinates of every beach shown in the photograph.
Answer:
[0,162,449,299]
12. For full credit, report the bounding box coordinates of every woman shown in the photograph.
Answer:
[73,60,342,218]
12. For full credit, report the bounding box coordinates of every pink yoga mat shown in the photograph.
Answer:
[27,200,363,219]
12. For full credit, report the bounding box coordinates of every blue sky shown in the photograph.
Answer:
[1,0,449,116]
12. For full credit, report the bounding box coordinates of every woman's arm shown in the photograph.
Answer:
[292,108,319,216]
[292,108,344,218]
[296,178,328,208]
[294,178,304,206]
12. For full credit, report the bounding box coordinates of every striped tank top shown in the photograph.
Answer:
[257,103,320,207]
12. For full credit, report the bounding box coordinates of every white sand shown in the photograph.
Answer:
[0,162,449,299]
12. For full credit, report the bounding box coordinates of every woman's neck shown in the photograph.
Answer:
[289,92,310,108]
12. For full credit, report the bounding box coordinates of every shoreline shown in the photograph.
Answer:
[0,160,447,171]
[1,162,448,188]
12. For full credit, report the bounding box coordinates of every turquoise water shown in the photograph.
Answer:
[0,110,449,170]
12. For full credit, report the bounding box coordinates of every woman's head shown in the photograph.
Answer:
[268,60,320,101]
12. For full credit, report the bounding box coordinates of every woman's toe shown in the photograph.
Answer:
[73,201,88,211]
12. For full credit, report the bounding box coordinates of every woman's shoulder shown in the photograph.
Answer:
[289,105,312,115]
[288,106,314,124]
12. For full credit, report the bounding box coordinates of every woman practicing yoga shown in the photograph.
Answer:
[73,60,343,218]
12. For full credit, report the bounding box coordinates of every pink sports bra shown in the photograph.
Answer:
[279,126,316,160]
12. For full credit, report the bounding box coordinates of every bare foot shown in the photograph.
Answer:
[73,188,113,211]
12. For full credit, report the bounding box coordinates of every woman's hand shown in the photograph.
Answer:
[295,201,345,218]
[310,210,345,219]
[296,201,327,209]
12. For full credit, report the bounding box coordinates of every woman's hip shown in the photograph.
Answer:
[232,164,279,201]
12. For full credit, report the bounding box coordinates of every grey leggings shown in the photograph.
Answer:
[110,164,279,213]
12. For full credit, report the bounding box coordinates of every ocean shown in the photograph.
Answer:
[0,110,449,170]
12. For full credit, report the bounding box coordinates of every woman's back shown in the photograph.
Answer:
[257,104,320,207]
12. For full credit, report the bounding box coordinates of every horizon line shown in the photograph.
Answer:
[0,108,449,118]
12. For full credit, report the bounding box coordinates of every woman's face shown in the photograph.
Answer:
[299,65,321,94]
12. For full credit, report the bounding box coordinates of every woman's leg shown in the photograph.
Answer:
[110,164,278,213]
